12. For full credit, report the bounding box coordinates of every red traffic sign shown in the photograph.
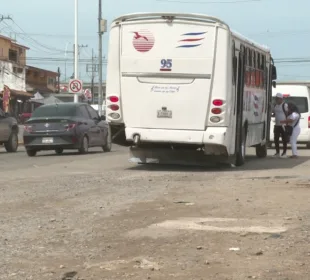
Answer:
[83,88,92,100]
[69,79,83,94]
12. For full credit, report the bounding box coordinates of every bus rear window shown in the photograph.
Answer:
[272,97,308,113]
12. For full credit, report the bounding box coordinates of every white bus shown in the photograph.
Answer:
[105,13,277,166]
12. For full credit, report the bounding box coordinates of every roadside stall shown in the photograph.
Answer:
[0,85,33,121]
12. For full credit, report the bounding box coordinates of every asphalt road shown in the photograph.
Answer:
[1,145,310,279]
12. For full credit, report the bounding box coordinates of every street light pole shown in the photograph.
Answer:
[74,0,79,103]
[98,0,103,116]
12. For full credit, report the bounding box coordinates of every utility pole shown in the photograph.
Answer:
[78,44,88,78]
[98,0,103,116]
[57,67,61,93]
[98,1,107,116]
[73,44,87,76]
[74,0,79,103]
[0,15,12,23]
[91,49,95,104]
[64,42,70,83]
[86,49,98,104]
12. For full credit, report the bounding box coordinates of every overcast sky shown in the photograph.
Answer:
[1,0,310,82]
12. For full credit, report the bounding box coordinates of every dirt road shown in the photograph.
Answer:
[0,146,310,280]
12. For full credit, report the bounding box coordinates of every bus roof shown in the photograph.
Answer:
[112,12,270,53]
[231,30,270,53]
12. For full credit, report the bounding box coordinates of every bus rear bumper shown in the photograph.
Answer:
[125,127,228,146]
[125,127,229,157]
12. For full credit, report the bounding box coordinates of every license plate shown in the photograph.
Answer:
[42,137,53,144]
[157,110,172,118]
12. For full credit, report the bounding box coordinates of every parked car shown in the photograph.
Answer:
[0,109,19,153]
[23,102,111,157]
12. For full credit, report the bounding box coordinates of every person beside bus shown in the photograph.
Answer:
[280,103,300,158]
[272,93,288,157]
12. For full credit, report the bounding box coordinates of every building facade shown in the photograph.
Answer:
[26,66,59,94]
[0,35,32,115]
[0,34,29,92]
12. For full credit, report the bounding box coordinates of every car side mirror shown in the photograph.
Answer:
[271,65,277,80]
[272,81,276,88]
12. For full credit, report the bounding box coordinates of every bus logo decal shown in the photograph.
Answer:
[132,30,155,52]
[177,32,207,48]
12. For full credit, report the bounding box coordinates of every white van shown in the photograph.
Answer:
[270,83,310,147]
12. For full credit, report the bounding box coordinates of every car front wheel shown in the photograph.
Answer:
[4,131,18,153]
[78,135,89,154]
[102,126,112,152]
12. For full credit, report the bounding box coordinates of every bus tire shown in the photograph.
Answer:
[256,144,267,158]
[235,126,246,166]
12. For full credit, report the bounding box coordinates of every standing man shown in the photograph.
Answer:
[272,93,288,157]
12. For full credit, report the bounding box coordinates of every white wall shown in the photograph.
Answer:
[0,61,26,91]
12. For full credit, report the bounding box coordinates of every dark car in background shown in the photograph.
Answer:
[23,103,111,157]
[0,108,19,153]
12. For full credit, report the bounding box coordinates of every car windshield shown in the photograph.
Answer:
[31,105,76,118]
[272,97,308,113]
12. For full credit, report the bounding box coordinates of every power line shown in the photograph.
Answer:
[279,74,310,78]
[249,29,310,37]
[9,32,96,39]
[275,59,310,64]
[12,20,66,53]
[0,21,65,55]
[0,15,12,22]
[4,18,67,54]
[156,0,261,3]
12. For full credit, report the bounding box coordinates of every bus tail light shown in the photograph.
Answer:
[108,96,119,103]
[308,116,310,128]
[210,116,221,123]
[109,104,119,111]
[211,108,222,115]
[109,113,120,119]
[212,99,224,106]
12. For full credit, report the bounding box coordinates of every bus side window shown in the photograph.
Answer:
[255,52,260,88]
[251,50,255,87]
[261,54,265,88]
[244,47,248,86]
[262,56,266,89]
[232,40,237,85]
[245,48,251,87]
[264,66,268,90]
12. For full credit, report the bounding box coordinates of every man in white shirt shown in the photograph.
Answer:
[272,93,288,157]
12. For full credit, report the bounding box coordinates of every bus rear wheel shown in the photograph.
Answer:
[256,144,267,158]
